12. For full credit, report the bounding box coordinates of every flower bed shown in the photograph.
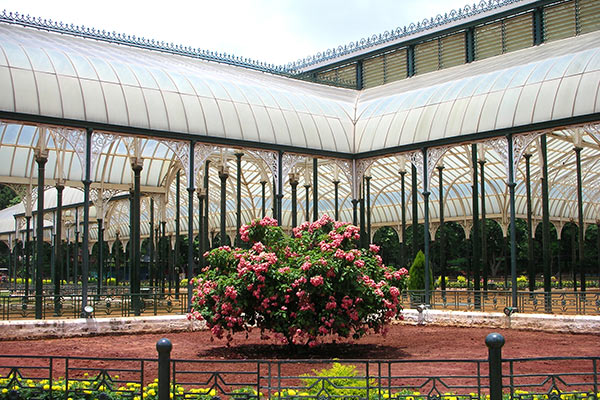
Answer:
[188,215,408,347]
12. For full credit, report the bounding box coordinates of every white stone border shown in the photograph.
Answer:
[0,315,205,340]
[1,310,599,341]
[399,309,600,334]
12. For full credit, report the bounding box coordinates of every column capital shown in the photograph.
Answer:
[131,157,144,170]
[35,149,48,164]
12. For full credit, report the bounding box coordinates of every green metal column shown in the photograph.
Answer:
[597,222,600,288]
[290,174,298,228]
[175,171,180,297]
[128,190,133,290]
[524,153,535,292]
[261,181,267,218]
[235,153,243,242]
[359,184,366,248]
[437,165,446,294]
[25,215,30,296]
[313,158,318,221]
[204,161,210,253]
[480,158,488,292]
[35,150,48,319]
[574,146,585,292]
[150,197,155,287]
[507,135,518,310]
[198,190,205,267]
[304,184,311,222]
[74,209,79,288]
[366,175,371,241]
[277,152,283,224]
[81,129,92,316]
[186,142,195,311]
[411,163,418,258]
[540,135,552,311]
[219,165,229,247]
[571,225,577,290]
[97,218,104,293]
[333,180,339,221]
[422,148,431,304]
[132,160,143,315]
[161,220,166,293]
[352,199,358,227]
[399,170,407,268]
[471,144,481,309]
[55,183,63,302]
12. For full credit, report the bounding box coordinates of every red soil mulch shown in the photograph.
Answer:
[0,324,598,393]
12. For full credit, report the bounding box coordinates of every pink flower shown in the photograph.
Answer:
[224,285,238,300]
[310,275,324,287]
[369,244,380,253]
[354,259,365,268]
[301,261,312,271]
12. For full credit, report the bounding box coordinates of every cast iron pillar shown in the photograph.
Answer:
[131,159,143,315]
[507,135,518,310]
[352,199,358,227]
[290,173,299,228]
[399,169,407,268]
[304,184,311,222]
[35,150,48,319]
[161,221,166,293]
[25,215,31,296]
[313,158,318,221]
[472,144,481,310]
[219,164,229,247]
[198,189,205,268]
[411,163,418,258]
[175,171,180,297]
[541,135,552,311]
[597,222,600,289]
[97,218,104,293]
[81,129,92,316]
[574,146,586,292]
[333,180,339,221]
[437,165,446,295]
[261,181,267,218]
[73,209,79,288]
[235,153,243,242]
[203,161,210,253]
[480,158,488,292]
[422,148,431,305]
[524,153,535,292]
[366,175,371,241]
[277,151,283,224]
[186,143,195,311]
[55,183,64,302]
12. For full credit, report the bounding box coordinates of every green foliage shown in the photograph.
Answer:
[189,215,408,346]
[0,185,20,210]
[301,362,377,400]
[407,250,434,291]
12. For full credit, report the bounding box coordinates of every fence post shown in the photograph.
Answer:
[486,332,505,400]
[157,338,172,400]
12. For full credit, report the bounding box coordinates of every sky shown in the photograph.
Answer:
[1,0,471,66]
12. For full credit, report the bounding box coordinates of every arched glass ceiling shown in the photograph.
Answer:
[355,30,600,152]
[0,24,356,153]
[0,21,599,246]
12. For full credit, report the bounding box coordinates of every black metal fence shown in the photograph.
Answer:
[1,289,599,320]
[0,334,598,400]
[0,292,188,320]
[401,290,600,315]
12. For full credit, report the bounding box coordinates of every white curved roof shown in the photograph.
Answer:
[0,23,356,153]
[1,23,599,155]
[355,30,600,152]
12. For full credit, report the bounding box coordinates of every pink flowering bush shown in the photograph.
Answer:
[189,215,408,347]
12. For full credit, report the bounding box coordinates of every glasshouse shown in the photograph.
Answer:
[0,0,599,321]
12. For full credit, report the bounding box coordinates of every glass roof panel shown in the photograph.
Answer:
[45,49,77,76]
[3,42,31,69]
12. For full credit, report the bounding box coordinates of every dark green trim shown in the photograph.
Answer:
[0,112,353,160]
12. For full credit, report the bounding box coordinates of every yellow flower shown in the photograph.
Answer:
[148,388,156,396]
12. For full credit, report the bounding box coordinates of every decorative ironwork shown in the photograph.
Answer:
[426,146,450,185]
[91,131,122,178]
[287,0,522,70]
[90,188,122,220]
[486,136,509,179]
[407,150,424,180]
[281,153,306,183]
[0,10,288,74]
[49,127,87,179]
[247,149,279,191]
[193,143,219,187]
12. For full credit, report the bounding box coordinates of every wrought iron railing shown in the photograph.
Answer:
[0,292,188,320]
[400,290,600,315]
[0,334,598,400]
[1,289,598,320]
